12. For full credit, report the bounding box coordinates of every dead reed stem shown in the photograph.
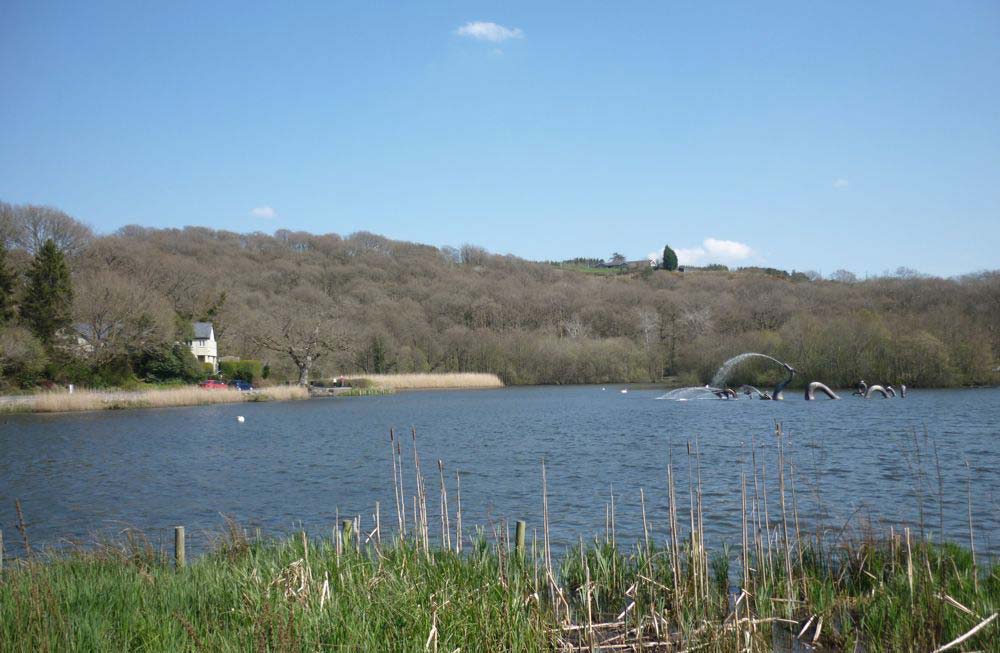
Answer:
[542,459,556,621]
[750,434,766,589]
[789,456,805,582]
[396,437,406,538]
[438,460,450,551]
[668,448,682,596]
[741,467,749,592]
[965,459,978,594]
[686,441,699,607]
[14,499,30,557]
[760,449,774,580]
[776,423,794,614]
[695,437,707,603]
[455,471,463,554]
[390,429,403,537]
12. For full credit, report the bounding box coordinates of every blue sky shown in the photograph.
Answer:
[1,1,998,277]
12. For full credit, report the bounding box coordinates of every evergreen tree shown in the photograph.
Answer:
[662,244,679,271]
[21,239,73,345]
[0,242,15,324]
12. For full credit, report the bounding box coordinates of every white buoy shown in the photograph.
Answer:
[237,416,245,423]
[602,387,606,391]
[621,389,628,394]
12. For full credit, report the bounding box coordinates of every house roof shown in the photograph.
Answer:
[73,323,114,341]
[74,323,96,340]
[193,322,214,339]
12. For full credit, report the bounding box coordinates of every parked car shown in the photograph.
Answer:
[229,379,253,392]
[199,379,228,390]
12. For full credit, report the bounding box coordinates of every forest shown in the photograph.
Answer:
[1,201,998,390]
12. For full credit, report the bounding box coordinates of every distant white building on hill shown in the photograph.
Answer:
[188,322,218,372]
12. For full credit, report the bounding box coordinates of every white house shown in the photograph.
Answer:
[188,322,218,372]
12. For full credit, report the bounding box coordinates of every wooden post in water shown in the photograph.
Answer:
[341,519,353,545]
[515,520,526,559]
[174,526,186,569]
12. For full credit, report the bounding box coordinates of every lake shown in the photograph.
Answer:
[1,386,998,558]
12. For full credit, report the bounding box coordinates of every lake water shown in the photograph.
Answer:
[1,386,998,558]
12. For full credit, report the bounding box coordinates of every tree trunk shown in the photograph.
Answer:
[297,362,311,386]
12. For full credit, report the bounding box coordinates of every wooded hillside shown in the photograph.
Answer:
[1,202,998,389]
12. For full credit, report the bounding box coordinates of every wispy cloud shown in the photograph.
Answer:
[250,206,277,219]
[455,21,524,43]
[833,178,850,188]
[676,238,755,266]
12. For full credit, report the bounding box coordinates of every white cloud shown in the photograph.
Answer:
[250,206,277,219]
[674,247,705,266]
[675,238,755,266]
[455,21,524,43]
[833,178,850,188]
[704,237,752,259]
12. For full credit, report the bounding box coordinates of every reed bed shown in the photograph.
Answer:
[346,372,504,390]
[335,386,396,397]
[1,424,996,651]
[0,385,308,414]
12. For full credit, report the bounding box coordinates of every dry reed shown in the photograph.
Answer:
[346,373,504,390]
[6,385,308,414]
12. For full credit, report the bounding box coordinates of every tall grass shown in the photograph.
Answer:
[1,423,996,651]
[0,385,308,414]
[346,372,504,390]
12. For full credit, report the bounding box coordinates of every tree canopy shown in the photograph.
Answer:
[0,243,15,325]
[21,239,73,345]
[662,245,678,271]
[1,201,998,390]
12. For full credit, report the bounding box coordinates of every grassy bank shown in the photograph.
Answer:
[2,520,995,651]
[0,385,308,414]
[345,372,504,390]
[2,425,996,651]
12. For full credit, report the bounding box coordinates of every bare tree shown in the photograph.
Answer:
[460,244,489,266]
[0,202,19,247]
[831,269,857,283]
[638,307,662,378]
[251,300,347,385]
[72,271,174,363]
[2,202,94,257]
[561,314,588,339]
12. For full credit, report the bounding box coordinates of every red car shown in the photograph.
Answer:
[199,379,228,390]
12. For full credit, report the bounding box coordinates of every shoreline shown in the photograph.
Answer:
[0,385,309,415]
[3,378,997,415]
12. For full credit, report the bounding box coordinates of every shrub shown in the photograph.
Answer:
[0,327,48,387]
[134,343,205,383]
[219,359,263,382]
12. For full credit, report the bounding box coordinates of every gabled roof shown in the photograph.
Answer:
[193,322,214,339]
[73,323,113,341]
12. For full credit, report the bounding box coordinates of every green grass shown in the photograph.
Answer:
[1,524,995,652]
[1,530,549,652]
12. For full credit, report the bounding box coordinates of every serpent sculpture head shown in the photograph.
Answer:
[772,364,796,400]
